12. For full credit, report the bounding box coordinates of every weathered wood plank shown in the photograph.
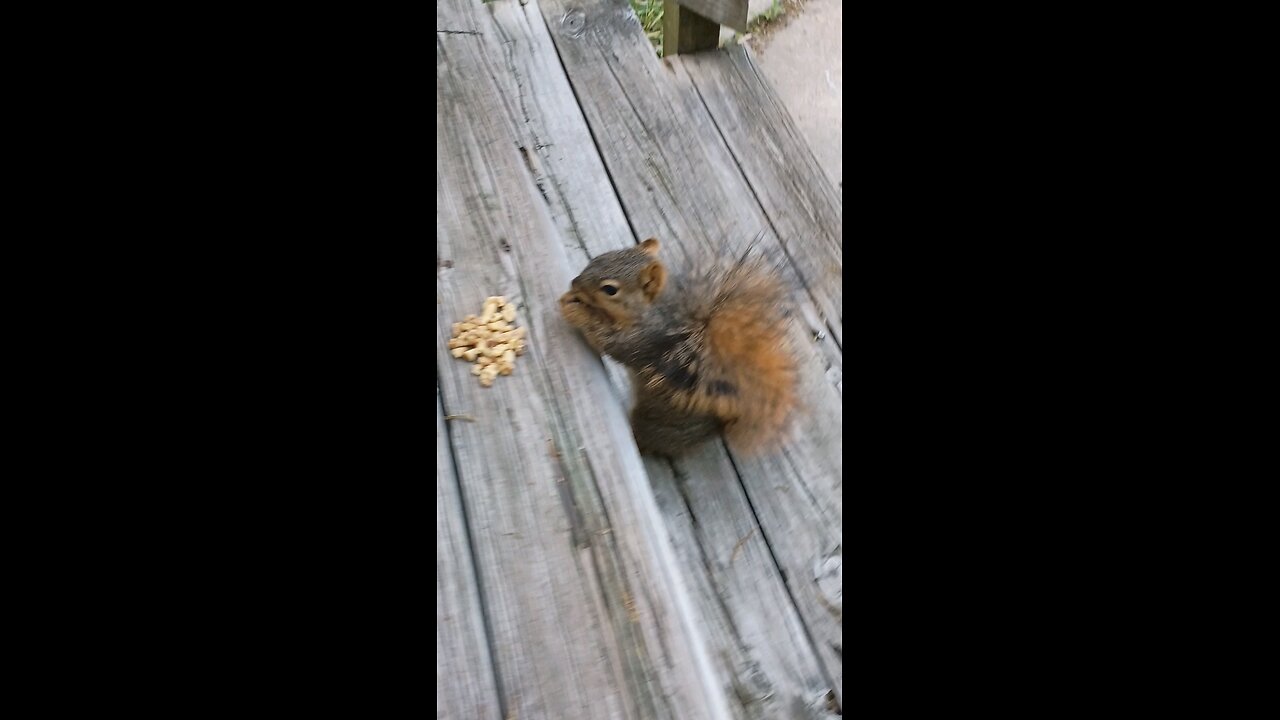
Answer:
[458,7,839,712]
[679,45,843,347]
[437,390,501,720]
[671,52,844,678]
[672,0,749,32]
[674,51,845,694]
[453,3,840,716]
[466,0,636,262]
[646,450,841,720]
[663,1,723,55]
[437,8,730,718]
[539,0,843,706]
[466,0,639,404]
[445,1,842,713]
[540,0,841,376]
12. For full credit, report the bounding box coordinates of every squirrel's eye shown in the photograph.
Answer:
[601,284,619,296]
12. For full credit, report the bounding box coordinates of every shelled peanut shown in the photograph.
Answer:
[448,296,528,387]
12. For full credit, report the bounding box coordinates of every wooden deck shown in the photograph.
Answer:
[436,1,842,718]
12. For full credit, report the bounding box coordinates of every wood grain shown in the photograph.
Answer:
[680,46,843,347]
[646,450,841,719]
[672,0,749,32]
[468,2,842,711]
[467,0,641,404]
[663,0,723,55]
[437,4,730,716]
[438,0,843,714]
[539,0,844,707]
[437,390,502,720]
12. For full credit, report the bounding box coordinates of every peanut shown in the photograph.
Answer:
[449,295,529,386]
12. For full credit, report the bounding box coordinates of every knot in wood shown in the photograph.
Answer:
[561,9,586,38]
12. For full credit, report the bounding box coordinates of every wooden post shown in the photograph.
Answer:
[662,0,721,56]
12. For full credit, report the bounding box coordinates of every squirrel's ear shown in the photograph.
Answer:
[640,238,660,256]
[638,261,666,301]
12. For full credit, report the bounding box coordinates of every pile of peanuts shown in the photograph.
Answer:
[448,296,527,387]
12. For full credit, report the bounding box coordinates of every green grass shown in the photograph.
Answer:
[748,0,786,31]
[631,0,665,54]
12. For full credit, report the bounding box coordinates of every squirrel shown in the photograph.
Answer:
[559,237,798,457]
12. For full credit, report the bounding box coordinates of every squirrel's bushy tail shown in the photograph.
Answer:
[684,252,798,453]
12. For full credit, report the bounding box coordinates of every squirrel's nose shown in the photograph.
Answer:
[560,291,582,306]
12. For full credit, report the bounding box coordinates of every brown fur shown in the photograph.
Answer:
[559,238,798,457]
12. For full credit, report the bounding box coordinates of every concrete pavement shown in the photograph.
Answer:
[740,0,843,192]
